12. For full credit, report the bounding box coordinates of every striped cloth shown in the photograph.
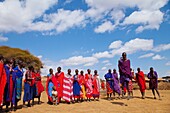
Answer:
[63,74,73,102]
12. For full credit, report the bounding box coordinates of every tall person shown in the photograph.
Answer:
[55,67,64,103]
[147,67,161,100]
[0,55,6,112]
[136,68,146,99]
[118,52,131,100]
[85,69,93,102]
[104,69,114,100]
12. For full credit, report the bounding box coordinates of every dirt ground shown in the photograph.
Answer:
[2,90,170,113]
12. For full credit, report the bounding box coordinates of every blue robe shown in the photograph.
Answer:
[14,66,24,100]
[73,75,81,96]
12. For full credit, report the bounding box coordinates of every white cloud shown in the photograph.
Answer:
[109,40,122,49]
[0,36,8,42]
[37,55,43,59]
[94,21,115,33]
[31,9,86,33]
[111,38,154,56]
[153,43,170,52]
[102,60,109,63]
[0,0,58,33]
[64,0,72,5]
[152,54,165,60]
[101,67,107,70]
[59,56,98,66]
[123,10,164,33]
[0,0,169,34]
[165,61,170,66]
[93,38,154,59]
[139,53,154,59]
[92,51,112,59]
[105,63,112,66]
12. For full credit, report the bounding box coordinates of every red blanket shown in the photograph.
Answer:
[136,71,146,92]
[46,75,57,102]
[0,63,6,106]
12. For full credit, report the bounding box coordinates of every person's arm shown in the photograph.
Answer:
[147,73,151,79]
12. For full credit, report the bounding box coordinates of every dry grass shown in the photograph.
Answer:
[13,78,170,113]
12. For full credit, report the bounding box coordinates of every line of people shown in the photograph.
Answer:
[0,55,44,112]
[105,52,161,100]
[0,52,162,112]
[46,67,100,105]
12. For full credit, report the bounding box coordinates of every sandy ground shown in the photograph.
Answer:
[2,90,170,113]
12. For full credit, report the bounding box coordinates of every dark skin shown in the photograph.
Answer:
[14,61,24,110]
[113,69,116,74]
[80,71,84,75]
[149,67,161,99]
[107,69,113,99]
[121,52,131,99]
[57,67,61,73]
[87,69,91,74]
[136,68,145,99]
[75,69,79,75]
[122,52,127,61]
[4,59,14,111]
[23,66,34,107]
[94,70,97,75]
[49,69,53,75]
[68,69,71,75]
[74,69,80,102]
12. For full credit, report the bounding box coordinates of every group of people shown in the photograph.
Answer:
[0,51,162,112]
[104,52,161,100]
[46,67,100,105]
[0,55,44,112]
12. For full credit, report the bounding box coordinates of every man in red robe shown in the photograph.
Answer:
[136,68,146,99]
[55,67,64,103]
[0,55,7,111]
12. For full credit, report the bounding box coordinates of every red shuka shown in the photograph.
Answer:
[0,63,6,106]
[136,71,146,92]
[46,75,57,102]
[35,73,44,96]
[55,72,64,99]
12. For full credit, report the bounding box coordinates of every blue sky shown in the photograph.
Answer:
[0,0,170,78]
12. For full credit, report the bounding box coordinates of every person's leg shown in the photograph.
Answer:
[155,89,161,99]
[126,81,130,100]
[28,100,31,107]
[32,97,34,105]
[107,93,109,99]
[121,84,124,98]
[5,102,9,112]
[142,91,145,99]
[38,96,41,104]
[152,89,156,99]
[131,91,133,98]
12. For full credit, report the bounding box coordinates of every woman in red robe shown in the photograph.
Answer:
[32,70,44,104]
[55,67,64,103]
[92,70,100,101]
[0,55,6,111]
[85,69,93,101]
[136,68,146,99]
[46,68,57,104]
